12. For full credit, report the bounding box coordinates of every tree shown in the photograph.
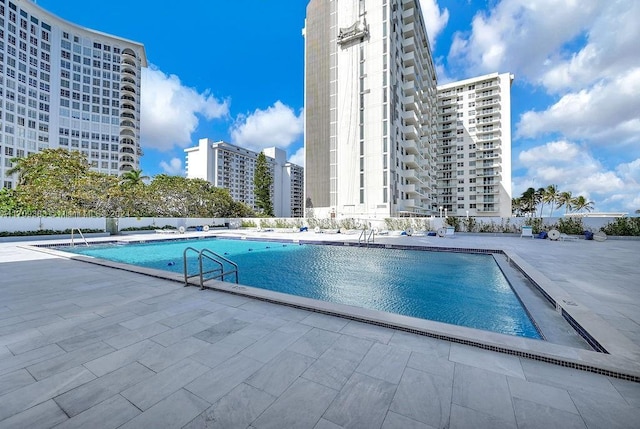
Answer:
[119,169,149,187]
[0,188,18,215]
[536,187,546,217]
[519,188,537,217]
[556,191,573,214]
[8,149,92,214]
[253,152,274,216]
[542,184,559,218]
[571,195,594,213]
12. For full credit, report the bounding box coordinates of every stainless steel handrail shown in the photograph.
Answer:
[183,246,239,289]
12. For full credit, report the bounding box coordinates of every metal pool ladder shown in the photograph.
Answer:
[358,227,375,246]
[183,247,239,289]
[70,228,89,247]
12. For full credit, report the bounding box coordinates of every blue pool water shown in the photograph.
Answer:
[63,238,541,339]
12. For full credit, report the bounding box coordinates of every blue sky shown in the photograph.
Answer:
[36,0,640,213]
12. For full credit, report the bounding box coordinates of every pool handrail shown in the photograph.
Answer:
[183,246,239,289]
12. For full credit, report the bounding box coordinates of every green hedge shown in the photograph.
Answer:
[0,228,104,237]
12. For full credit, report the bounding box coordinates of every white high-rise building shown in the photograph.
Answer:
[436,73,513,218]
[303,0,513,219]
[304,0,438,219]
[185,138,304,217]
[0,0,147,188]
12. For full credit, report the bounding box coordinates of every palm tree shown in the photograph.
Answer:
[520,188,537,217]
[536,187,546,217]
[556,191,573,214]
[543,184,559,218]
[571,195,594,213]
[120,169,149,187]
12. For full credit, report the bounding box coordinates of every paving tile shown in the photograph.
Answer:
[136,336,207,372]
[240,328,308,363]
[54,362,155,417]
[158,308,212,328]
[314,418,344,428]
[520,358,623,398]
[323,372,397,429]
[54,394,140,429]
[150,319,210,347]
[452,363,516,425]
[119,388,211,429]
[388,331,451,359]
[513,397,586,429]
[609,377,640,408]
[102,322,170,349]
[121,358,210,411]
[355,342,410,384]
[118,310,172,330]
[193,318,251,344]
[252,378,338,429]
[0,369,35,396]
[189,332,256,368]
[0,343,65,377]
[449,343,525,379]
[507,376,578,414]
[0,327,44,348]
[381,411,434,429]
[0,366,95,422]
[183,383,275,429]
[302,334,373,391]
[56,323,131,352]
[390,367,452,428]
[300,312,350,332]
[287,327,341,358]
[570,388,640,429]
[0,399,67,429]
[449,403,515,429]
[27,341,115,380]
[339,320,395,344]
[406,350,455,379]
[246,350,315,396]
[185,354,264,404]
[83,339,164,377]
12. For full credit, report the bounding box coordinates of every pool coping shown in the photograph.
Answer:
[21,235,640,382]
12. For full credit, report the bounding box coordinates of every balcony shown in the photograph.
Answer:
[402,109,419,125]
[403,154,419,168]
[476,170,501,178]
[476,80,499,91]
[404,37,415,52]
[403,139,419,154]
[477,187,499,195]
[403,125,418,141]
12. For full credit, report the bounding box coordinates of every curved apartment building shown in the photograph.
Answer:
[0,0,147,188]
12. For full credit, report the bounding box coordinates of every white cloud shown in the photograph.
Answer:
[447,0,604,85]
[140,66,229,152]
[516,67,640,154]
[159,157,184,175]
[229,101,303,152]
[514,140,637,211]
[540,0,640,92]
[419,0,449,47]
[289,146,305,168]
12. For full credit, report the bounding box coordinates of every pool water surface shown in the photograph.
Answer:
[63,238,541,339]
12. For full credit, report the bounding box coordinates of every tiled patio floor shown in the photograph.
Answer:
[0,232,638,428]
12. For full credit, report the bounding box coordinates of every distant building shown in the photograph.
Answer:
[0,0,147,188]
[436,72,514,218]
[185,139,304,217]
[303,0,513,219]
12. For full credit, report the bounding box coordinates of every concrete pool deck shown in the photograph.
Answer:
[0,231,639,428]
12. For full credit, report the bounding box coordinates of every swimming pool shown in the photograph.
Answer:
[63,237,541,339]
